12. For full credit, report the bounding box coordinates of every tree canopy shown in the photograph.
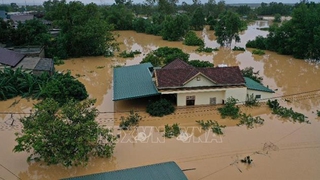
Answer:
[214,11,243,47]
[14,98,116,167]
[161,14,190,41]
[44,0,117,58]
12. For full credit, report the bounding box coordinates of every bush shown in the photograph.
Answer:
[195,46,217,53]
[188,60,214,67]
[232,46,245,51]
[241,67,263,83]
[245,94,259,107]
[218,97,240,119]
[246,36,267,49]
[252,49,265,55]
[317,110,320,117]
[196,120,225,135]
[164,123,180,138]
[146,99,175,117]
[141,47,189,66]
[183,31,204,46]
[237,113,264,129]
[118,50,141,58]
[119,110,142,130]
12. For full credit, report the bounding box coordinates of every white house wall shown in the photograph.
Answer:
[247,89,274,102]
[177,90,225,106]
[183,74,215,88]
[225,87,247,103]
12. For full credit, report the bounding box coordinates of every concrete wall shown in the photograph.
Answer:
[184,75,214,88]
[177,90,225,106]
[225,87,247,103]
[247,89,274,102]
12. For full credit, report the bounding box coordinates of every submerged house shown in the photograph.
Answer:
[113,59,274,106]
[0,47,54,75]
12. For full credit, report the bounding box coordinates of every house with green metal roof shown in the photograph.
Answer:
[244,77,274,101]
[61,161,188,180]
[113,60,274,105]
[113,63,159,101]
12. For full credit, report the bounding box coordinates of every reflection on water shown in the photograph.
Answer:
[0,21,320,180]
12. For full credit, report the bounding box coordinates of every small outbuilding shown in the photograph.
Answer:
[61,161,188,180]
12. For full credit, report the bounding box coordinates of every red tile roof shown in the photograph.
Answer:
[0,48,26,67]
[155,59,245,88]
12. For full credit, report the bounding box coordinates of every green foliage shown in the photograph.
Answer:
[102,4,134,30]
[45,1,118,58]
[0,68,88,104]
[237,113,264,129]
[256,2,292,16]
[146,98,175,117]
[267,99,309,123]
[196,120,225,135]
[206,16,217,30]
[252,49,266,55]
[218,97,240,119]
[273,13,282,23]
[196,46,218,52]
[141,47,189,66]
[0,18,15,44]
[317,110,320,117]
[246,4,320,60]
[13,98,116,167]
[12,19,50,46]
[190,7,205,30]
[118,50,141,58]
[215,11,243,46]
[164,123,180,138]
[53,56,64,65]
[241,67,263,84]
[188,60,214,68]
[161,14,190,41]
[119,110,142,130]
[183,31,204,46]
[232,46,245,51]
[245,94,259,107]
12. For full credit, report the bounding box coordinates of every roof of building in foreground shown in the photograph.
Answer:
[113,63,159,101]
[0,47,26,67]
[61,161,188,180]
[244,77,274,93]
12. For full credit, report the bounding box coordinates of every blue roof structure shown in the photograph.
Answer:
[61,161,188,180]
[113,63,159,101]
[244,77,274,93]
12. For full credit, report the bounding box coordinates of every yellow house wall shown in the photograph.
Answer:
[176,90,225,106]
[247,89,274,102]
[225,87,247,103]
[183,75,215,87]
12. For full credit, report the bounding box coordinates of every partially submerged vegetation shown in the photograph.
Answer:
[241,67,263,84]
[252,49,266,55]
[188,60,214,68]
[218,97,240,119]
[140,47,189,66]
[146,98,175,117]
[119,110,142,130]
[183,31,204,46]
[118,50,141,58]
[195,46,218,53]
[232,46,245,51]
[267,99,310,123]
[196,120,226,135]
[245,94,259,107]
[164,123,180,138]
[238,113,264,129]
[0,68,88,105]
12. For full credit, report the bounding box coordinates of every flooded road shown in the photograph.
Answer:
[1,20,320,180]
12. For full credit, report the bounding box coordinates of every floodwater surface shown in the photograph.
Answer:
[1,21,320,180]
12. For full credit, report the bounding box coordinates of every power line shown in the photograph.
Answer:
[0,163,21,180]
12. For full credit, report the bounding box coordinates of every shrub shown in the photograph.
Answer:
[146,98,175,117]
[237,113,264,129]
[188,60,214,67]
[118,50,141,58]
[141,47,189,66]
[317,110,320,117]
[245,93,259,107]
[252,49,265,55]
[246,35,267,49]
[232,46,245,51]
[196,120,225,135]
[119,110,142,130]
[218,97,240,119]
[241,67,263,83]
[53,56,64,65]
[183,31,204,46]
[196,46,218,53]
[164,123,180,138]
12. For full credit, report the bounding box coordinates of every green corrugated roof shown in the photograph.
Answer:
[61,161,188,180]
[113,63,159,101]
[244,77,274,93]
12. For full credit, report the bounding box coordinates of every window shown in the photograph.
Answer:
[255,95,261,99]
[197,76,201,81]
[210,97,216,105]
[186,96,195,106]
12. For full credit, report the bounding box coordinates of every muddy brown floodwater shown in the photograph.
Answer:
[1,21,320,180]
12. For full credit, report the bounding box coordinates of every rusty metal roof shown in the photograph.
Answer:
[0,47,26,67]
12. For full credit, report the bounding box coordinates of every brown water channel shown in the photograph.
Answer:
[1,20,320,180]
